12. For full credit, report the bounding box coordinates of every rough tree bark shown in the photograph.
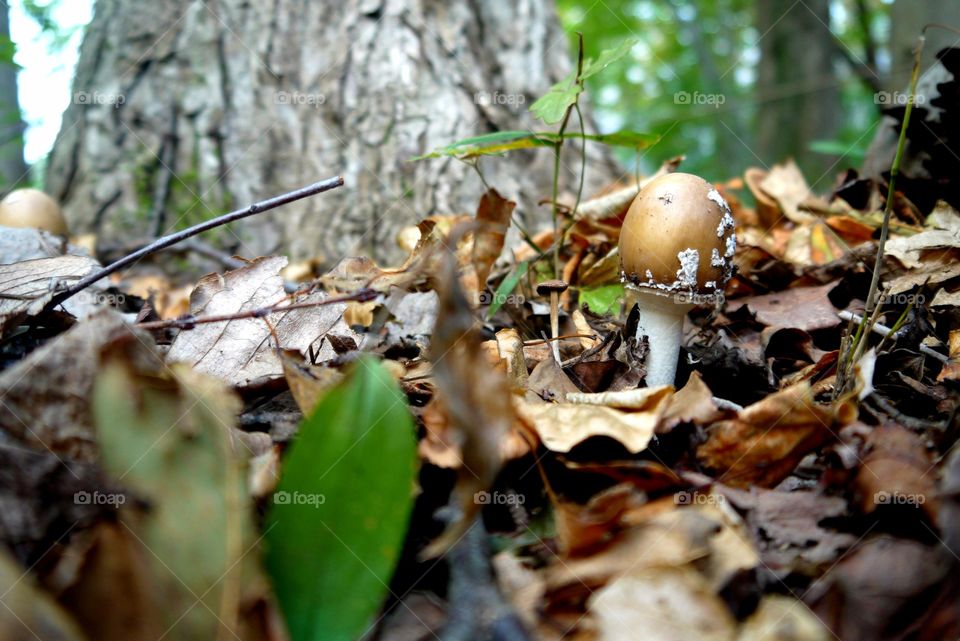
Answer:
[46,0,619,266]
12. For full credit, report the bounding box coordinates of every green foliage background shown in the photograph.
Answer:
[556,0,885,181]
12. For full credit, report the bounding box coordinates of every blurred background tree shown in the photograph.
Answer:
[557,0,959,189]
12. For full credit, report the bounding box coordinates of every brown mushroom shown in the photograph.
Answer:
[618,172,736,386]
[0,189,69,236]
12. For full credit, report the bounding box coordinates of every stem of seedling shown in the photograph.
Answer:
[551,33,585,277]
[838,33,923,395]
[862,38,922,319]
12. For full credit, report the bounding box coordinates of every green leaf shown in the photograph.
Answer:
[580,38,638,81]
[414,128,657,161]
[561,130,659,149]
[579,283,624,316]
[411,130,555,160]
[266,357,417,641]
[93,360,250,640]
[529,69,582,124]
[486,261,529,319]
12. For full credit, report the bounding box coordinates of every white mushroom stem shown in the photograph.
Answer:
[627,288,693,387]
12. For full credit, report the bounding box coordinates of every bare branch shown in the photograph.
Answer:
[43,176,344,312]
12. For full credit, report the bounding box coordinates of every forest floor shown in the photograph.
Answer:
[0,154,957,641]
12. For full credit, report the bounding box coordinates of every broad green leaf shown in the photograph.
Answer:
[411,130,554,160]
[486,261,529,319]
[562,130,659,149]
[415,129,656,161]
[93,360,250,640]
[529,69,582,124]
[580,38,638,81]
[266,357,417,641]
[579,283,625,316]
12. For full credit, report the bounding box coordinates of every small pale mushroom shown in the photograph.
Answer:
[0,188,69,236]
[537,279,568,363]
[618,172,736,386]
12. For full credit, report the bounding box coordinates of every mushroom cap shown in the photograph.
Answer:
[0,189,69,235]
[619,172,735,298]
[536,279,568,295]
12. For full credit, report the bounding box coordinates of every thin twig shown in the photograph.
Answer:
[523,332,597,346]
[135,287,376,331]
[838,310,948,363]
[43,176,344,312]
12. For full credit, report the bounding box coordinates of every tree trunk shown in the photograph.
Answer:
[0,3,28,189]
[46,0,618,267]
[754,0,841,186]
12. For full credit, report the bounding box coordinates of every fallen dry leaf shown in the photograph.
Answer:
[884,228,960,269]
[421,249,518,558]
[0,254,103,333]
[55,523,165,641]
[548,494,757,593]
[384,289,439,345]
[471,188,514,287]
[517,394,669,454]
[589,567,738,641]
[0,310,157,460]
[738,595,830,641]
[725,282,839,332]
[565,384,672,410]
[854,423,938,521]
[525,356,580,403]
[659,371,728,432]
[806,537,953,641]
[715,482,857,574]
[279,349,344,415]
[166,256,358,388]
[496,328,528,389]
[757,160,821,225]
[697,382,855,487]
